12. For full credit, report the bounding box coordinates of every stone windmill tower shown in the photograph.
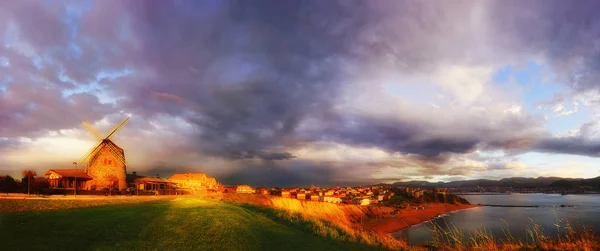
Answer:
[79,117,130,190]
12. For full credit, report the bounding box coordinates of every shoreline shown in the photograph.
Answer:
[364,203,479,233]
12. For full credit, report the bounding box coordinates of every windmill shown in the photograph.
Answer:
[79,116,130,190]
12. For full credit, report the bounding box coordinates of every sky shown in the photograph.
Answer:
[2,0,600,187]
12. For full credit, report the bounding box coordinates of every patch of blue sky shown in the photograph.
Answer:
[69,43,82,59]
[59,68,90,96]
[64,6,82,39]
[492,62,561,108]
[515,62,543,85]
[0,56,8,67]
[0,76,12,92]
[32,55,44,69]
[61,69,133,105]
[61,80,103,98]
[491,61,584,133]
[62,1,91,60]
[492,62,543,84]
[96,69,133,82]
[544,108,591,133]
[492,65,512,83]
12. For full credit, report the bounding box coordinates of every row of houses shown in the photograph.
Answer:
[229,184,397,206]
[132,172,222,194]
[44,170,221,194]
[394,187,448,199]
[230,185,453,205]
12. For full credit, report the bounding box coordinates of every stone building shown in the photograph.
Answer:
[85,140,127,190]
[46,117,131,191]
[235,185,254,193]
[45,169,92,189]
[46,140,127,191]
[168,173,220,191]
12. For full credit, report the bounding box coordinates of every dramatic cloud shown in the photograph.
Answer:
[2,0,600,185]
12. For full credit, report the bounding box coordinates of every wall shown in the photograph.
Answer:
[86,143,127,190]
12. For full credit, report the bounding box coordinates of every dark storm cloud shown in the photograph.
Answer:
[220,161,343,187]
[0,2,115,138]
[534,137,600,157]
[236,151,296,161]
[310,108,544,161]
[316,114,480,159]
[532,122,600,157]
[99,0,374,160]
[97,0,549,162]
[489,0,600,92]
[4,0,600,184]
[4,0,535,162]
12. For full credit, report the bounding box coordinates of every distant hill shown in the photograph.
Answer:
[549,176,600,189]
[419,192,470,204]
[391,176,599,189]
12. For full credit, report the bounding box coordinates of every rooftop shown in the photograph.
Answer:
[45,169,93,180]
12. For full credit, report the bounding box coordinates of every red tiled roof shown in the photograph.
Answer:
[45,169,93,179]
[169,173,207,180]
[135,177,173,184]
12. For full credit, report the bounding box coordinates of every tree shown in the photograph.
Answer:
[0,175,19,194]
[32,177,50,195]
[22,170,37,197]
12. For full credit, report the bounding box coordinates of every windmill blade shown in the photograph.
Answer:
[82,121,104,141]
[106,142,124,161]
[104,116,130,140]
[79,141,104,166]
[106,143,126,166]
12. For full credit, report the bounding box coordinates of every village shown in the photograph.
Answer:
[0,117,450,207]
[2,168,454,208]
[227,184,450,206]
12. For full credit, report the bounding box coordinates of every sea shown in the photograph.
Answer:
[392,193,600,245]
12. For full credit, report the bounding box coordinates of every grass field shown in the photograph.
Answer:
[0,197,381,251]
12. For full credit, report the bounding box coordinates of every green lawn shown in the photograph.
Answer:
[0,198,381,251]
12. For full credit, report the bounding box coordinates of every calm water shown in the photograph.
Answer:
[393,194,600,245]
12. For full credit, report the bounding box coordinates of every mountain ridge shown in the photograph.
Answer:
[389,176,600,189]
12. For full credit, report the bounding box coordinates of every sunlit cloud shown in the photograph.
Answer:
[1,0,600,185]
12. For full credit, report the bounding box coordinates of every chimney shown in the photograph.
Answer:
[132,171,137,176]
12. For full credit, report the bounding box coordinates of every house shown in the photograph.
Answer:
[296,192,306,200]
[134,176,177,194]
[45,169,93,190]
[352,197,370,206]
[319,196,342,203]
[168,173,220,191]
[281,190,291,198]
[257,188,269,195]
[222,186,236,193]
[45,144,127,191]
[236,185,255,193]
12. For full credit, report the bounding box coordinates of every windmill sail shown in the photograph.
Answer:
[78,116,130,190]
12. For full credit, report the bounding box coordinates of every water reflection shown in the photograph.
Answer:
[393,194,600,245]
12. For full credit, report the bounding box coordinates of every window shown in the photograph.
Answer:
[109,160,112,165]
[104,158,107,165]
